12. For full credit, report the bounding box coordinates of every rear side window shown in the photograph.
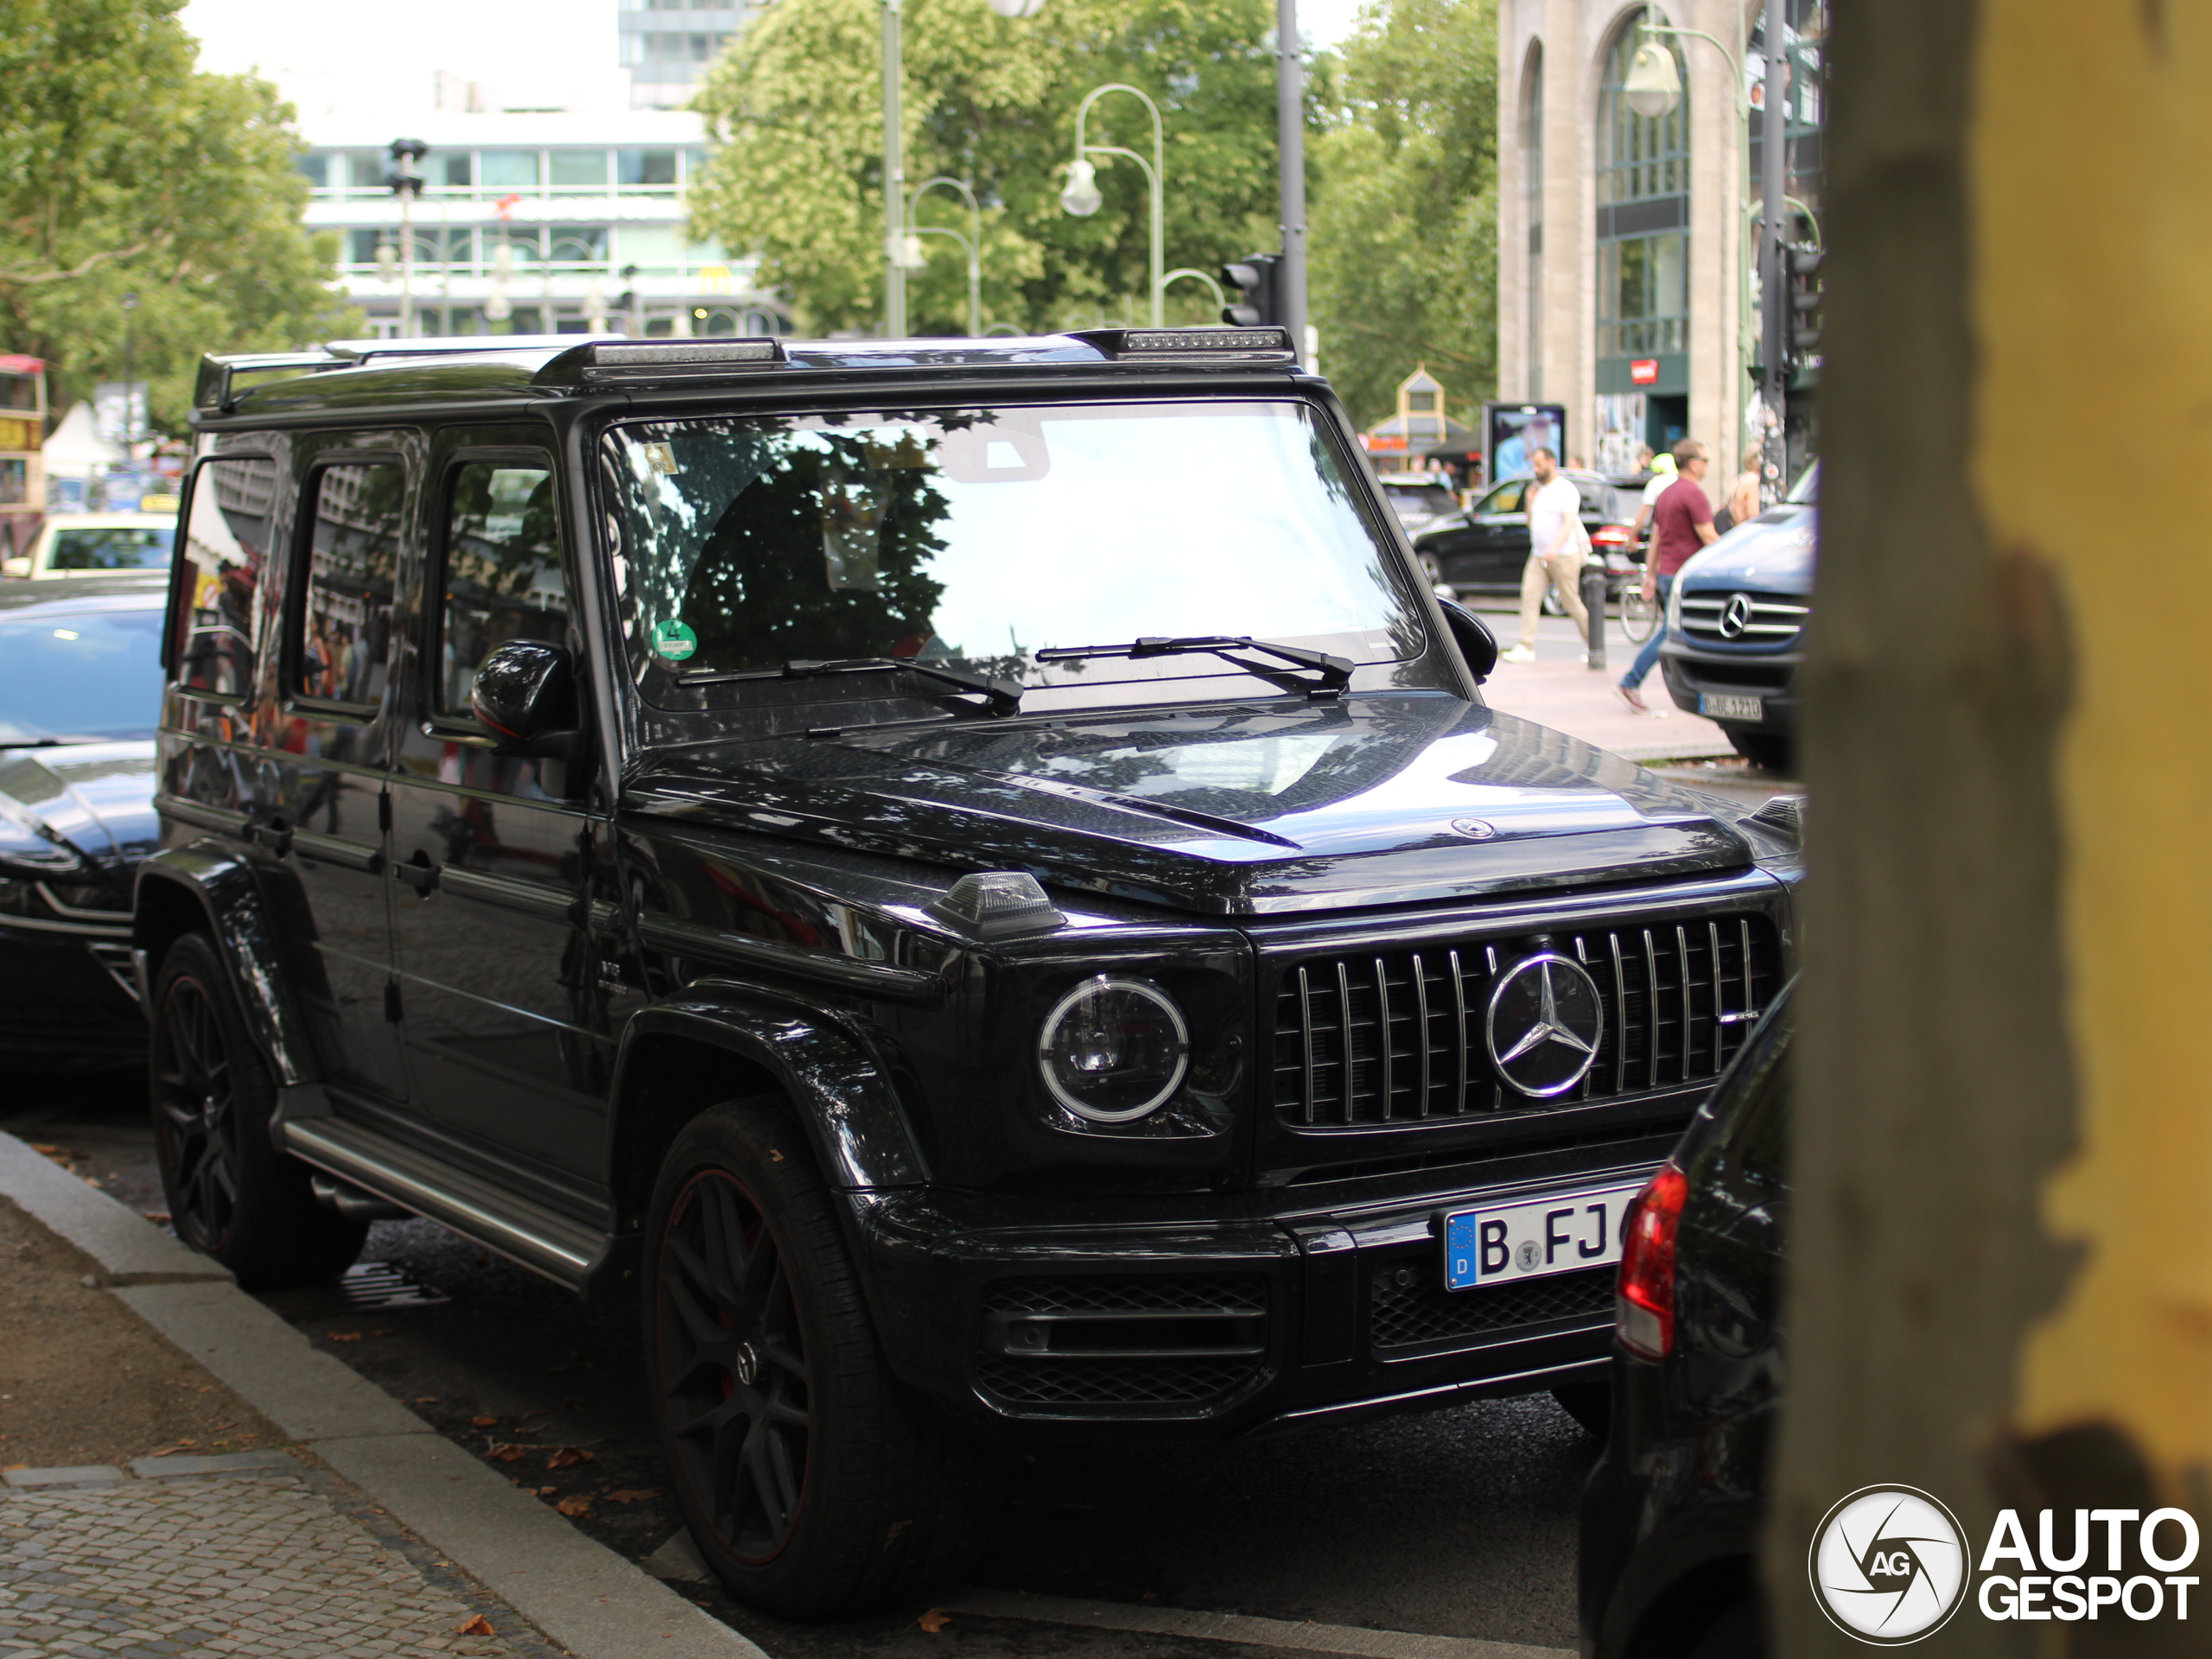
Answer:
[436,461,568,716]
[172,456,280,699]
[1477,481,1525,514]
[296,461,404,711]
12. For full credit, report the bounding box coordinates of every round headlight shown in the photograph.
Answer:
[1036,975,1191,1123]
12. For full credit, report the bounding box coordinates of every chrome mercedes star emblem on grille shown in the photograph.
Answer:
[1484,953,1605,1097]
[1451,817,1497,841]
[1719,592,1755,639]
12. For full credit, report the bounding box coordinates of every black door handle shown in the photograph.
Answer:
[392,859,439,893]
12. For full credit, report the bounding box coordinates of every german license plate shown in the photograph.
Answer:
[1700,692,1764,721]
[1441,1182,1647,1292]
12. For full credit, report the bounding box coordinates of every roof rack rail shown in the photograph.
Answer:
[1071,326,1295,362]
[324,333,626,365]
[194,350,346,414]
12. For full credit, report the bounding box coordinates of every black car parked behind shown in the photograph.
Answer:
[1579,987,1793,1659]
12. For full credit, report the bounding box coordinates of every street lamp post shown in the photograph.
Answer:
[908,177,984,337]
[386,137,429,337]
[1274,0,1307,362]
[1624,21,1753,488]
[119,292,138,461]
[882,0,1041,339]
[1060,84,1166,328]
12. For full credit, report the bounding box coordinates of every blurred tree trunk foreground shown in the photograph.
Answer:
[1773,0,2212,1651]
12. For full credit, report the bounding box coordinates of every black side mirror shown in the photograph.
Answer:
[472,640,579,756]
[1437,597,1498,683]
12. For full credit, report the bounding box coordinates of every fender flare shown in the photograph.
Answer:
[607,991,929,1209]
[133,843,321,1089]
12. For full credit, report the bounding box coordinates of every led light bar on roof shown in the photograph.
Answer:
[582,338,787,374]
[1074,326,1297,361]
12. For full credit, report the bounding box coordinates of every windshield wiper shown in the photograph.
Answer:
[781,658,1023,715]
[1033,635,1354,697]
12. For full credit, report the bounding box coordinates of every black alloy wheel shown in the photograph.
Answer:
[654,1166,813,1563]
[148,935,367,1288]
[153,969,243,1250]
[643,1099,989,1617]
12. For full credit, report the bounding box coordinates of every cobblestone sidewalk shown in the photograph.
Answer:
[0,1460,561,1659]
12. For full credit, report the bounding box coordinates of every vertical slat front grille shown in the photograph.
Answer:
[1269,912,1781,1127]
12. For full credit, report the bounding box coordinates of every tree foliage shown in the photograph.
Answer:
[0,0,351,429]
[1307,0,1497,429]
[689,0,1289,335]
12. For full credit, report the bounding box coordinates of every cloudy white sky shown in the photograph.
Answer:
[181,0,1366,116]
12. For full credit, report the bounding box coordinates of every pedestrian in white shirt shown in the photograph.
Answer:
[1499,448,1592,663]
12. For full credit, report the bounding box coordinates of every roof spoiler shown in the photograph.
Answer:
[192,350,344,414]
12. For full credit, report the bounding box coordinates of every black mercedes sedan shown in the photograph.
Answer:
[0,574,168,1058]
[1579,984,1793,1659]
[1412,469,1645,600]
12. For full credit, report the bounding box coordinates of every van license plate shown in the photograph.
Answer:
[1441,1182,1646,1292]
[1700,692,1764,721]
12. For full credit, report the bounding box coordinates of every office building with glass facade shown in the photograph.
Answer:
[1497,0,1827,480]
[300,111,789,340]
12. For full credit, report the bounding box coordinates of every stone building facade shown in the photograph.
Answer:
[1495,0,1827,483]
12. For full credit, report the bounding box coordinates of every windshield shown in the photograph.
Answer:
[602,401,1440,720]
[1788,461,1820,504]
[49,524,174,570]
[0,607,165,741]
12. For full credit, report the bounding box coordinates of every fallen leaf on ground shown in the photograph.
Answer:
[556,1496,593,1516]
[327,1332,364,1343]
[918,1609,952,1633]
[457,1614,494,1636]
[546,1446,595,1470]
[28,1143,59,1154]
[414,1396,441,1405]
[602,1489,662,1504]
[147,1440,198,1457]
[469,1415,499,1428]
[142,1212,170,1224]
[1,1464,25,1472]
[486,1445,525,1463]
[537,1485,557,1496]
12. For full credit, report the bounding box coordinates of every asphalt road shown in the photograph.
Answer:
[10,1065,1598,1656]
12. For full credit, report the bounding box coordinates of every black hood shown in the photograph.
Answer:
[625,695,1755,916]
[0,741,161,876]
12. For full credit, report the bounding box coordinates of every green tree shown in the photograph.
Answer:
[0,0,351,430]
[688,0,1286,335]
[1307,0,1497,430]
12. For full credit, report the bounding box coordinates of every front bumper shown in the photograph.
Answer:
[0,925,145,1057]
[1658,644,1801,734]
[847,1145,1680,1441]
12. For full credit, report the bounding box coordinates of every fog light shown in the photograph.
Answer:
[1037,975,1189,1122]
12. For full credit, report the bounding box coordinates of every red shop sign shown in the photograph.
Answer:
[1630,359,1659,385]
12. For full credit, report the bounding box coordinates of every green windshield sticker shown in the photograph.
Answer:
[652,618,698,661]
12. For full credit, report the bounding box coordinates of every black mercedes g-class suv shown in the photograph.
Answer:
[135,329,1800,1617]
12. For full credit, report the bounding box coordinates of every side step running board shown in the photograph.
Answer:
[282,1118,608,1292]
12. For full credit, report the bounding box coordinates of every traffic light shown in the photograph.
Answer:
[1220,254,1281,327]
[1788,244,1824,359]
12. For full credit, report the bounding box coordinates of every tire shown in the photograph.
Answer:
[644,1099,988,1618]
[1724,728,1794,773]
[149,934,367,1290]
[1619,586,1658,644]
[1551,1381,1611,1439]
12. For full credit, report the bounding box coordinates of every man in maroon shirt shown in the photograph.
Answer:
[1617,438,1720,712]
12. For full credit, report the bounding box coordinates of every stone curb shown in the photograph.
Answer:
[0,1128,767,1659]
[0,1128,229,1283]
